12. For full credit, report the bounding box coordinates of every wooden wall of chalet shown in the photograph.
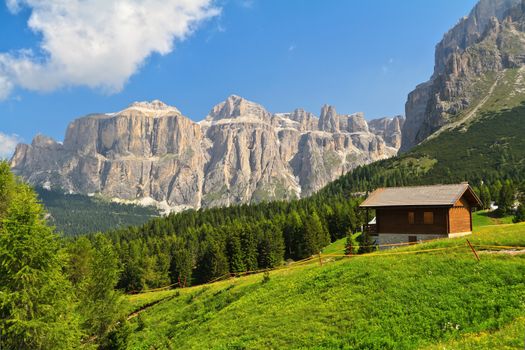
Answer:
[376,207,448,235]
[448,196,472,233]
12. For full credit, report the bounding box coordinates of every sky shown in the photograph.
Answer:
[0,0,478,158]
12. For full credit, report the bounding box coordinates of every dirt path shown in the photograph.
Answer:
[481,249,525,256]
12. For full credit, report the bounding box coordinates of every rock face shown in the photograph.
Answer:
[401,0,525,152]
[11,96,403,211]
[368,116,405,149]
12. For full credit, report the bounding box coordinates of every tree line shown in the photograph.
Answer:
[100,193,365,292]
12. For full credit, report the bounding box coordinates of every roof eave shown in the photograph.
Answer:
[359,204,454,209]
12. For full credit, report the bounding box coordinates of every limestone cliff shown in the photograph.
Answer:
[401,0,525,151]
[11,96,403,211]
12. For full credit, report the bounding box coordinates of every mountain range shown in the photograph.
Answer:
[10,96,402,211]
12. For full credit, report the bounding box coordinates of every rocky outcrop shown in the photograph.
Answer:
[401,0,525,152]
[368,116,405,149]
[11,96,403,211]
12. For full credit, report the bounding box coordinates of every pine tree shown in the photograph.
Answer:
[66,236,94,287]
[170,238,194,287]
[344,230,359,255]
[226,225,246,273]
[479,185,492,210]
[195,230,229,283]
[303,211,329,256]
[283,210,303,259]
[79,233,126,343]
[0,162,15,218]
[0,174,81,349]
[497,182,515,216]
[257,221,284,268]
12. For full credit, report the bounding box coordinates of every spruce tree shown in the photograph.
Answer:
[0,172,81,349]
[79,233,125,343]
[170,238,194,287]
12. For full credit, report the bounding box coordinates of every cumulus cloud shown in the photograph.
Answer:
[0,132,21,159]
[0,0,220,99]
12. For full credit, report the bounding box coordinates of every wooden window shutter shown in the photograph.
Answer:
[424,211,434,225]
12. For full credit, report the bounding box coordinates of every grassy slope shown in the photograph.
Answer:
[125,223,525,349]
[473,210,514,227]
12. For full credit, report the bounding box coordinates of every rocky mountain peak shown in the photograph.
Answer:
[31,134,59,147]
[120,99,181,117]
[401,0,525,152]
[319,105,339,132]
[206,95,271,123]
[434,0,521,75]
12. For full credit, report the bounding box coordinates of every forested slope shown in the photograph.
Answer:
[322,93,525,197]
[36,188,159,236]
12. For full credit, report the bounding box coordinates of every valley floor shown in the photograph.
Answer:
[124,222,525,349]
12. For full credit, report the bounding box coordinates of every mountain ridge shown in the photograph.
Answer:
[10,95,403,212]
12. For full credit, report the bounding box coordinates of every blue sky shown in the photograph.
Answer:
[0,0,477,157]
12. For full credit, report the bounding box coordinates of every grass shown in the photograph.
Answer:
[322,236,347,255]
[473,210,514,227]
[423,317,525,350]
[126,289,181,315]
[124,222,525,349]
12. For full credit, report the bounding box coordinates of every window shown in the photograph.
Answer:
[408,211,415,224]
[424,211,434,225]
[408,236,418,244]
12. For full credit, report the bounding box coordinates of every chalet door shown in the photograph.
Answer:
[408,236,417,244]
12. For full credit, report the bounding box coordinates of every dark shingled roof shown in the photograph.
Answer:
[359,183,482,208]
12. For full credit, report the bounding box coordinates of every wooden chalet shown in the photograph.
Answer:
[359,183,482,246]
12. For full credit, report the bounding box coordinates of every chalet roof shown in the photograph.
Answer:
[359,183,482,208]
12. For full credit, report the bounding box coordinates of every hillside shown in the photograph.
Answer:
[123,223,525,349]
[401,0,525,151]
[322,68,525,196]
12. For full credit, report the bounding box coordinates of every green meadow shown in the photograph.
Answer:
[124,222,525,349]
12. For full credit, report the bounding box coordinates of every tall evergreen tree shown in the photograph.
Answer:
[497,181,515,216]
[303,211,330,256]
[79,233,126,343]
[257,221,285,268]
[0,169,81,349]
[479,185,492,210]
[170,238,194,287]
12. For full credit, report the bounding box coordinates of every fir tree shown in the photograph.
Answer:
[79,234,126,343]
[0,173,81,349]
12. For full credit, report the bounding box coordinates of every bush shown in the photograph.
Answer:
[513,204,525,223]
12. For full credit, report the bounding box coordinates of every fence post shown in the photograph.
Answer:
[318,251,323,266]
[466,239,480,262]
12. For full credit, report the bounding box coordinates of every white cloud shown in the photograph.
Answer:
[0,75,14,100]
[0,0,220,99]
[0,132,21,159]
